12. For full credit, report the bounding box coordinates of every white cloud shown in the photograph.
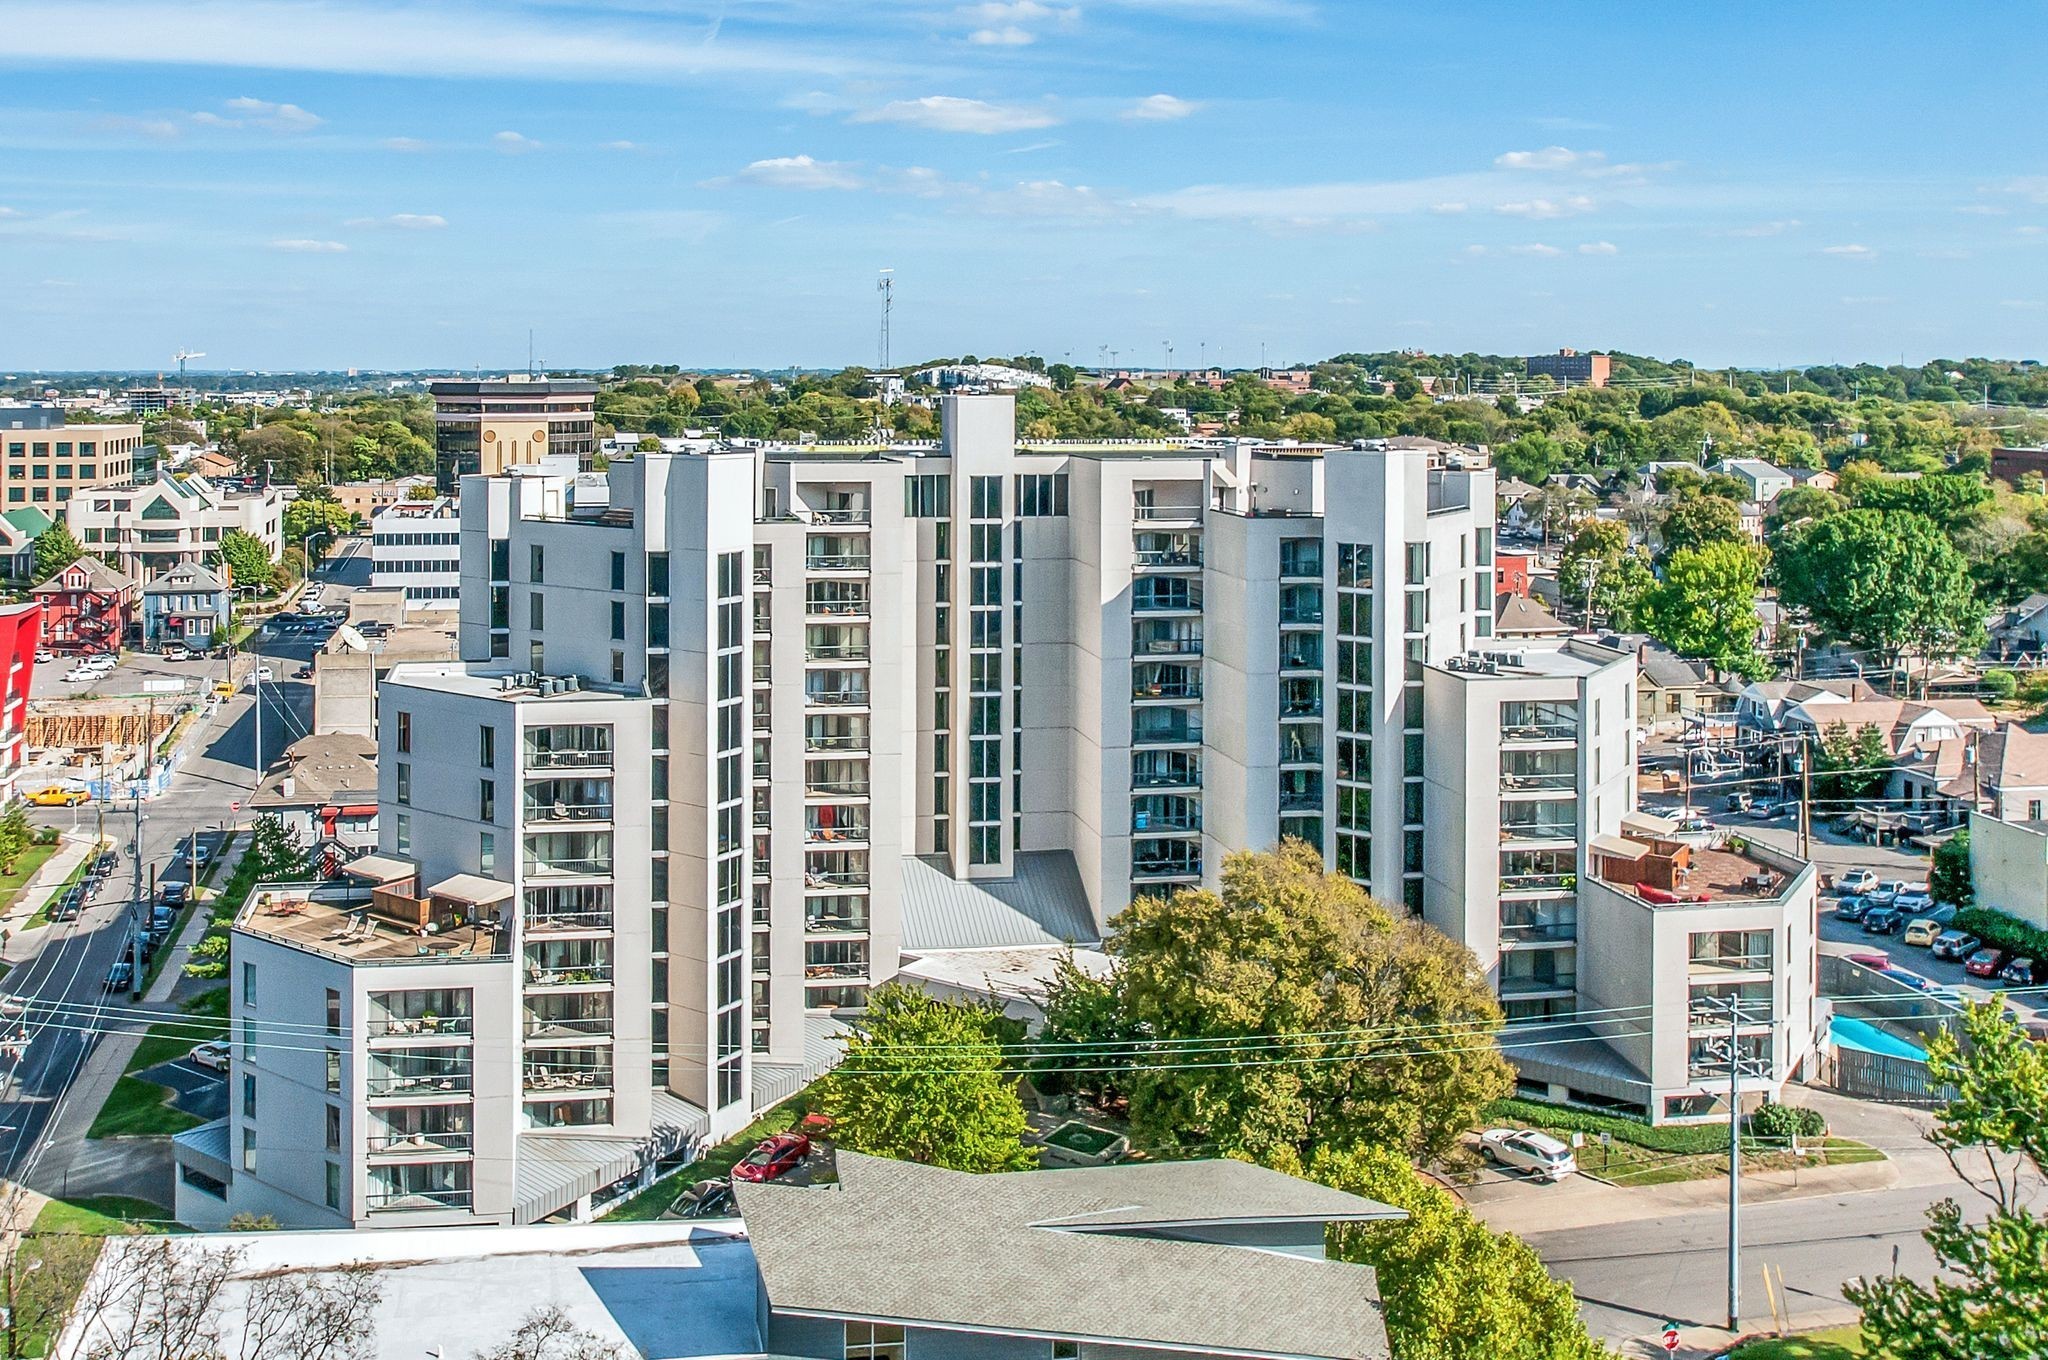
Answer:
[1000,139,1062,155]
[345,212,447,229]
[1123,94,1198,122]
[1508,242,1563,257]
[853,96,1058,134]
[969,25,1035,44]
[193,96,321,131]
[1495,146,1595,171]
[1462,244,1489,256]
[1956,203,2007,216]
[270,238,348,253]
[1822,243,1877,260]
[723,154,865,191]
[1577,240,1618,255]
[2,1,863,83]
[492,130,539,154]
[382,136,428,152]
[0,207,20,219]
[1728,218,1801,236]
[1998,176,2048,204]
[1494,195,1594,219]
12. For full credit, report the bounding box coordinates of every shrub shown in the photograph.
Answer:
[1953,906,2048,961]
[1984,668,2019,701]
[1745,1100,1827,1141]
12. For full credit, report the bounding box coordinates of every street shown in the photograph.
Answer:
[0,542,357,1196]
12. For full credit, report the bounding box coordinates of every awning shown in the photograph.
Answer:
[340,853,417,884]
[1622,811,1679,837]
[1589,833,1651,861]
[321,804,378,818]
[429,872,514,906]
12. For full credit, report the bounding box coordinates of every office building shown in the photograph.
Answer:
[1525,349,1612,388]
[61,471,284,582]
[0,405,142,509]
[429,379,597,493]
[370,498,461,610]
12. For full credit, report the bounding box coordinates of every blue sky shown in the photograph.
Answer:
[2,0,2043,372]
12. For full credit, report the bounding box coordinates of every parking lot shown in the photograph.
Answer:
[30,646,230,702]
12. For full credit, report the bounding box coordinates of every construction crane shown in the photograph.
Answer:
[173,350,205,381]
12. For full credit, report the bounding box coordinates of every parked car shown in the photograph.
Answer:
[32,649,54,664]
[1861,905,1904,935]
[250,665,274,683]
[160,643,192,662]
[25,786,88,807]
[1865,880,1913,909]
[188,1040,231,1072]
[160,882,189,907]
[1893,889,1935,916]
[1748,800,1788,820]
[1966,947,2011,979]
[189,844,211,868]
[666,1178,735,1219]
[1834,894,1872,922]
[1836,869,1880,896]
[151,905,175,933]
[1723,792,1753,813]
[2001,957,2048,988]
[1478,1128,1579,1182]
[1930,931,1982,961]
[95,852,118,875]
[294,665,314,679]
[104,960,133,991]
[1903,918,1944,948]
[729,1132,812,1184]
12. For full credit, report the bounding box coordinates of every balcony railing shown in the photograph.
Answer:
[1131,810,1200,832]
[806,643,871,661]
[1279,648,1322,671]
[805,778,871,797]
[807,823,870,844]
[1134,680,1202,701]
[1132,504,1202,522]
[806,597,870,618]
[521,799,612,823]
[367,1131,474,1155]
[1135,636,1203,657]
[1133,857,1201,879]
[805,688,870,707]
[1278,792,1321,812]
[1499,872,1576,894]
[806,553,871,571]
[804,870,869,890]
[1689,952,1774,975]
[367,1071,473,1097]
[525,911,613,934]
[367,1015,473,1039]
[1500,771,1577,792]
[809,508,871,525]
[1134,548,1201,568]
[1133,768,1201,789]
[1279,605,1325,627]
[1500,921,1578,944]
[1687,1000,1773,1029]
[1133,592,1202,614]
[524,1015,612,1040]
[523,747,611,771]
[805,733,870,752]
[805,912,870,934]
[1279,553,1323,579]
[1500,721,1579,743]
[1500,821,1576,843]
[524,1068,613,1092]
[1134,722,1203,745]
[366,1189,473,1212]
[1498,974,1577,997]
[526,964,612,987]
[1280,699,1322,719]
[804,962,869,980]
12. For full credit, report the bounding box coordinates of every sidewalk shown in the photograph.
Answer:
[25,831,246,1207]
[1,830,103,935]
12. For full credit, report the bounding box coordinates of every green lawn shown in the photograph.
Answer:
[1481,1098,1884,1187]
[85,987,228,1140]
[40,1195,171,1231]
[26,854,95,930]
[600,1106,802,1223]
[0,840,60,910]
[1727,1326,1869,1359]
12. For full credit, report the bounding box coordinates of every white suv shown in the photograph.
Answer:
[1479,1128,1578,1182]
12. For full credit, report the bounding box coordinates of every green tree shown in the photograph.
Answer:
[1764,485,1845,542]
[1845,1002,2048,1359]
[1810,721,1892,803]
[249,812,307,877]
[1931,828,1972,907]
[1062,842,1510,1165]
[814,984,1035,1172]
[1311,1144,1608,1360]
[1555,519,1655,628]
[0,801,30,874]
[1032,952,1143,1104]
[217,530,276,592]
[31,520,84,583]
[1775,510,1985,669]
[282,498,357,563]
[1641,542,1769,676]
[1494,432,1564,484]
[1656,495,1746,561]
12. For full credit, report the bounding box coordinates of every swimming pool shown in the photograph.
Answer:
[1830,1015,1928,1061]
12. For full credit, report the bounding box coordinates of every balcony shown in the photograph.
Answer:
[1132,853,1202,882]
[1133,662,1202,702]
[1279,728,1323,766]
[805,685,871,710]
[804,961,870,981]
[808,506,871,526]
[366,1063,473,1099]
[806,817,870,846]
[522,831,613,879]
[1499,819,1576,845]
[366,1013,473,1041]
[367,1130,474,1157]
[524,1065,613,1094]
[1499,920,1578,946]
[1279,789,1322,813]
[805,730,870,754]
[1131,795,1201,834]
[806,592,870,620]
[1134,547,1201,570]
[1133,585,1202,615]
[804,775,872,799]
[521,790,613,825]
[522,732,613,771]
[806,552,871,572]
[1500,704,1579,745]
[524,910,613,936]
[524,1013,612,1042]
[805,903,870,934]
[1134,631,1203,658]
[525,960,612,988]
[1497,971,1577,999]
[1279,547,1323,580]
[1500,872,1576,895]
[1132,502,1202,524]
[1132,758,1201,791]
[1132,715,1203,747]
[366,1187,473,1213]
[1279,641,1322,673]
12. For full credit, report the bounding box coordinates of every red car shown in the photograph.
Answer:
[1965,948,2010,979]
[729,1132,811,1183]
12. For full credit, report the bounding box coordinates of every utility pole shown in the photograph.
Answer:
[876,270,894,371]
[1797,734,1813,861]
[1726,996,1744,1333]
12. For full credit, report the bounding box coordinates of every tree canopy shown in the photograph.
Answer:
[813,984,1035,1173]
[217,530,276,592]
[1774,509,1985,666]
[1641,541,1770,677]
[1555,519,1655,629]
[32,520,84,583]
[1048,841,1511,1166]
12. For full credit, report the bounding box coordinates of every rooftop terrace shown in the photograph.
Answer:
[237,878,509,965]
[1590,822,1812,906]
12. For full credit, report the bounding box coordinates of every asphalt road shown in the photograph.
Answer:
[1523,1182,1950,1342]
[0,545,352,1190]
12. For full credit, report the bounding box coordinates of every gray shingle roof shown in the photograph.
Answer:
[899,851,1100,950]
[737,1151,1399,1358]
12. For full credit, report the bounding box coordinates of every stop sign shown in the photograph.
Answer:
[1661,1324,1681,1353]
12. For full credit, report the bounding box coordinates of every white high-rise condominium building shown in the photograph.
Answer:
[180,396,1818,1228]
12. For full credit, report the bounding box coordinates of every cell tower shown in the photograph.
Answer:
[877,269,894,371]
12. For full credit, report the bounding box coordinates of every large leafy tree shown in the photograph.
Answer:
[1930,829,1972,907]
[1811,721,1893,804]
[814,984,1035,1173]
[1841,468,1994,529]
[1641,541,1770,676]
[1062,841,1510,1165]
[217,529,276,592]
[1313,1144,1608,1360]
[1555,519,1655,628]
[1846,1002,2048,1359]
[282,498,359,563]
[31,520,84,583]
[1775,509,1984,668]
[1656,494,1746,561]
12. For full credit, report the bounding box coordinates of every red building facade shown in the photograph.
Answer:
[0,600,43,779]
[28,557,135,653]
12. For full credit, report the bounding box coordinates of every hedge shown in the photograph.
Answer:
[1484,1098,1728,1154]
[1952,906,2048,961]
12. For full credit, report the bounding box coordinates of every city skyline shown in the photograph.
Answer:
[3,0,2044,371]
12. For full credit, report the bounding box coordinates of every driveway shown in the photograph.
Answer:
[133,1058,227,1121]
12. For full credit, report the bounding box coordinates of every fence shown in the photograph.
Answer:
[1822,1046,1955,1108]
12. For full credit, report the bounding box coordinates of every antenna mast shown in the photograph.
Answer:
[877,269,894,371]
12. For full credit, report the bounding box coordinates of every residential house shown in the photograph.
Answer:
[736,1151,1401,1360]
[1735,677,1875,734]
[1495,549,1534,597]
[28,556,134,652]
[1990,592,2048,657]
[1780,697,1996,756]
[1601,634,1741,737]
[1496,478,1544,535]
[246,732,380,873]
[1493,592,1570,639]
[1713,458,1793,503]
[187,450,238,479]
[0,508,53,581]
[1892,723,2048,827]
[140,562,232,651]
[1787,466,1839,492]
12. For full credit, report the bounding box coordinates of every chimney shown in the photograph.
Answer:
[281,774,296,797]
